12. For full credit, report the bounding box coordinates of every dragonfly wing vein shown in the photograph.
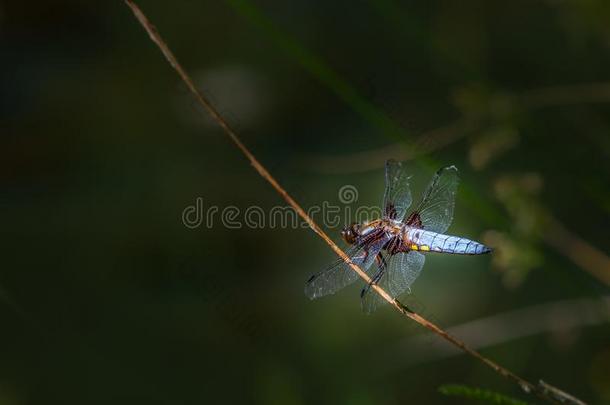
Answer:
[305,233,390,300]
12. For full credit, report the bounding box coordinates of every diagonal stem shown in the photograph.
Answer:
[123,2,585,404]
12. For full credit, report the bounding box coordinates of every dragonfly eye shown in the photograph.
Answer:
[341,223,359,244]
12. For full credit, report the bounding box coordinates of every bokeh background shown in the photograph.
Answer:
[2,1,610,404]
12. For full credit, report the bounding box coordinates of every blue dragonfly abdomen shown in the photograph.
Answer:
[406,228,491,255]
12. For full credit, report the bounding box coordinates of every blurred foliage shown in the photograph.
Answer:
[438,384,529,405]
[485,174,546,287]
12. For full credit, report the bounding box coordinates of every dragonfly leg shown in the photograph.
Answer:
[377,253,388,271]
[360,254,387,298]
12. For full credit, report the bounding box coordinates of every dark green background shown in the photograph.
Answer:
[2,1,609,404]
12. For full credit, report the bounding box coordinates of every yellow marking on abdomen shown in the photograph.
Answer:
[410,244,418,250]
[419,245,430,251]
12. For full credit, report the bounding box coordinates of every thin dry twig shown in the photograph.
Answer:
[385,296,610,370]
[123,2,585,403]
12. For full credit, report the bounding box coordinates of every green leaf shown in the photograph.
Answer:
[438,384,530,405]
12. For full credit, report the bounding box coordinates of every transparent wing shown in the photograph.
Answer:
[387,251,426,297]
[305,232,390,300]
[382,160,412,221]
[360,253,391,314]
[412,165,459,234]
[361,251,426,313]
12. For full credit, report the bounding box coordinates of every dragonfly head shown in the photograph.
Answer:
[341,223,360,245]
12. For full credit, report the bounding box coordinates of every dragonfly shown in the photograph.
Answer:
[305,159,491,313]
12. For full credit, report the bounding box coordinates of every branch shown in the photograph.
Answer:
[122,2,586,404]
[384,296,610,370]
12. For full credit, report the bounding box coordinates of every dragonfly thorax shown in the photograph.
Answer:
[343,219,407,248]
